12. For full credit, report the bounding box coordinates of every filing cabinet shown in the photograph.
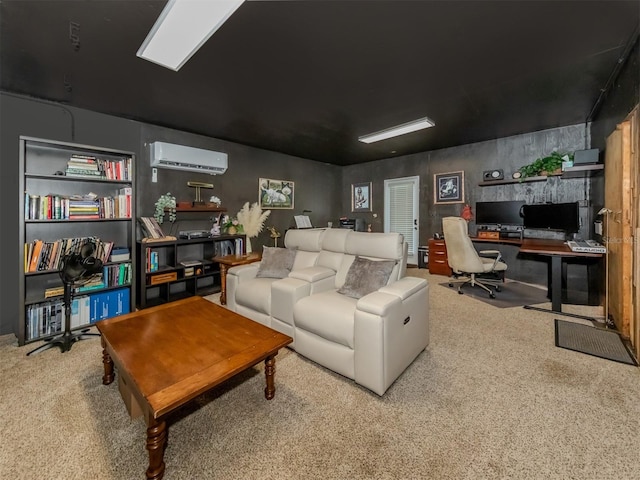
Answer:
[428,238,452,276]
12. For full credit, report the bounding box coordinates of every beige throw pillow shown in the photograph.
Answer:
[337,256,396,299]
[255,246,297,278]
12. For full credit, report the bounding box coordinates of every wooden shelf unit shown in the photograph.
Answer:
[478,164,604,186]
[136,234,246,309]
[18,136,136,346]
[173,203,226,213]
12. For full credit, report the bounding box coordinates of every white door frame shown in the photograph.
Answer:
[384,176,420,265]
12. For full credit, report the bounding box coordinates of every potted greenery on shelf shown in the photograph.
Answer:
[518,151,574,179]
[154,192,177,224]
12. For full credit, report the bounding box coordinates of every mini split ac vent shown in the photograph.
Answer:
[150,142,228,175]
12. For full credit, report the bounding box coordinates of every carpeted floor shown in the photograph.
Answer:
[2,269,640,479]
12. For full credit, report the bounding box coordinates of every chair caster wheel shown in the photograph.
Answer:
[489,293,496,299]
[494,286,501,292]
[448,283,453,287]
[458,291,464,295]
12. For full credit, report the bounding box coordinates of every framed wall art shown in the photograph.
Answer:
[351,182,372,212]
[259,178,294,209]
[434,171,464,204]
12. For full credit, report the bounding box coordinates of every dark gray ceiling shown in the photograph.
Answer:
[1,1,639,165]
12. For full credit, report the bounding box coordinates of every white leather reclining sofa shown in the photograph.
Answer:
[226,228,429,395]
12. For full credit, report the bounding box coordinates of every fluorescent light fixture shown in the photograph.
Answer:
[358,117,435,144]
[137,0,245,71]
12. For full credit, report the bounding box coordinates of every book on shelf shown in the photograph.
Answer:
[235,237,244,255]
[67,161,99,170]
[147,250,159,272]
[26,300,64,340]
[44,286,64,298]
[89,288,130,323]
[70,154,97,162]
[139,217,167,239]
[75,280,105,293]
[24,236,117,273]
[65,169,104,177]
[98,241,114,263]
[109,246,130,262]
[28,240,44,272]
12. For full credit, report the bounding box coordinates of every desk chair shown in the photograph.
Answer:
[442,216,507,298]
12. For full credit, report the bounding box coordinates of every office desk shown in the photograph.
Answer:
[471,237,603,318]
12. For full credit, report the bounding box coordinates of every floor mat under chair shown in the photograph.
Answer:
[438,280,549,308]
[554,319,637,365]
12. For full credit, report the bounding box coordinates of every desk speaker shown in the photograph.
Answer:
[483,169,504,181]
[573,148,599,165]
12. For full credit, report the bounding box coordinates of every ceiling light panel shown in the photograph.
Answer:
[358,117,435,144]
[137,0,245,71]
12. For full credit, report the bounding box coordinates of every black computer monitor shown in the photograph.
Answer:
[475,201,525,226]
[521,202,580,233]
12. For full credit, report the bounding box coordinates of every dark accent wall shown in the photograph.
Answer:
[0,93,341,336]
[343,124,596,292]
[590,36,640,216]
[590,38,639,153]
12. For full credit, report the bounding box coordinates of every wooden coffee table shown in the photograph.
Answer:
[96,296,292,480]
[213,252,262,305]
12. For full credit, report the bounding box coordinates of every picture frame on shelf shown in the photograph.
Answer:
[434,171,464,204]
[351,182,372,212]
[259,178,294,209]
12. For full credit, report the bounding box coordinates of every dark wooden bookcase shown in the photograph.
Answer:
[136,234,246,309]
[18,136,136,346]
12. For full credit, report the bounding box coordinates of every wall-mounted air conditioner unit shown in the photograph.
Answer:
[150,141,228,175]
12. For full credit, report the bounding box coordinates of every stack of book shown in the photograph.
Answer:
[65,155,104,178]
[74,276,105,293]
[64,154,133,181]
[68,198,100,219]
[109,246,130,262]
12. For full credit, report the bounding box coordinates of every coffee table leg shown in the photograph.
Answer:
[219,264,228,305]
[146,419,167,480]
[264,354,277,400]
[101,337,114,385]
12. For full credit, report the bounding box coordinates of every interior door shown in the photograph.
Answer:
[604,120,633,338]
[384,176,419,265]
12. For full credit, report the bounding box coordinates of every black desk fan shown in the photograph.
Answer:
[27,242,104,356]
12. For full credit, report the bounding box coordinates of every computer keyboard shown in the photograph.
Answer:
[567,239,606,253]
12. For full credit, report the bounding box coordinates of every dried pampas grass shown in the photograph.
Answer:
[236,202,271,238]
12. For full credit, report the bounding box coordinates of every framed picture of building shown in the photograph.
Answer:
[351,182,372,212]
[259,178,294,209]
[434,171,464,204]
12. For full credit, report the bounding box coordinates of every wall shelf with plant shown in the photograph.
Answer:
[517,151,574,180]
[478,164,603,186]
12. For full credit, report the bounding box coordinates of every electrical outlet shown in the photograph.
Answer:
[152,167,158,183]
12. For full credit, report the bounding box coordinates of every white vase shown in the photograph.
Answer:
[246,237,252,254]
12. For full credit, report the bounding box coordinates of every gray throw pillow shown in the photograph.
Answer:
[255,246,297,279]
[337,256,396,299]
